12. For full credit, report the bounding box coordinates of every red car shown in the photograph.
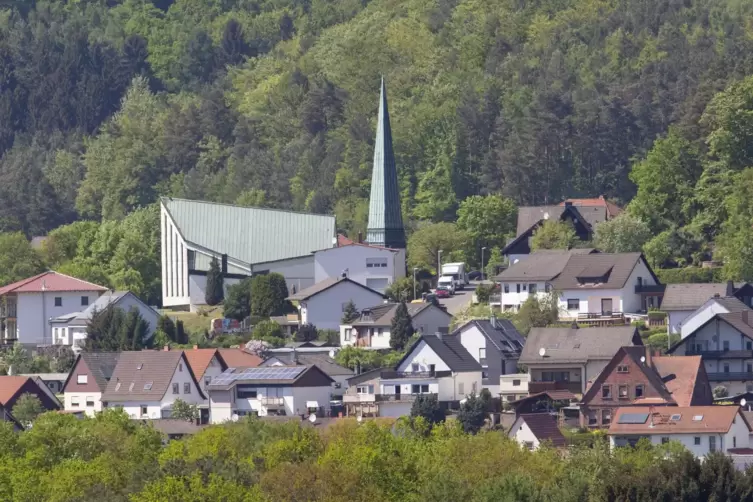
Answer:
[435,286,451,298]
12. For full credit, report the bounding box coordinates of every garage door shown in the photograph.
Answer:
[366,278,389,292]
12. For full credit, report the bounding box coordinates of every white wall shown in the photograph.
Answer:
[457,325,487,364]
[500,374,529,399]
[314,246,400,292]
[377,402,412,418]
[681,300,736,339]
[252,255,316,295]
[209,389,233,423]
[301,282,384,330]
[17,291,103,345]
[209,384,332,423]
[188,274,243,310]
[64,391,103,417]
[198,354,225,395]
[397,340,451,372]
[499,281,549,310]
[509,418,540,450]
[161,204,190,307]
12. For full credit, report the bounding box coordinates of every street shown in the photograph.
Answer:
[436,281,479,315]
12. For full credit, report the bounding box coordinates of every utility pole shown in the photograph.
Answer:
[481,246,487,282]
[413,268,418,300]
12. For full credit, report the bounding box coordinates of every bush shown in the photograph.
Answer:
[475,283,493,303]
[655,267,723,284]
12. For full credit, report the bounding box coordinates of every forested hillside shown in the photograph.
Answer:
[3,0,753,291]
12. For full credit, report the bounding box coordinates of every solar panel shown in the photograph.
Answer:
[617,413,649,424]
[693,415,704,421]
[208,366,305,386]
[670,413,681,421]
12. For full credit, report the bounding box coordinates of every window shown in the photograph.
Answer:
[144,382,153,391]
[588,412,598,426]
[115,382,121,392]
[617,365,629,373]
[411,363,419,372]
[178,363,183,372]
[71,396,80,407]
[618,385,629,399]
[237,386,258,398]
[54,297,62,307]
[512,379,521,386]
[724,363,730,373]
[516,284,521,293]
[635,385,644,398]
[748,341,752,351]
[670,414,681,421]
[204,376,211,387]
[77,374,88,384]
[567,299,579,310]
[429,364,435,374]
[723,340,730,351]
[458,382,465,395]
[184,383,191,394]
[522,284,527,291]
[412,384,429,394]
[524,441,535,451]
[529,284,537,294]
[602,411,611,425]
[356,385,373,395]
[140,406,148,416]
[172,383,179,394]
[601,385,612,400]
[366,258,388,268]
[709,436,717,452]
[479,348,486,363]
[86,396,94,407]
[545,284,552,293]
[504,284,510,293]
[661,437,670,444]
[344,328,352,341]
[377,328,383,337]
[482,371,489,379]
[748,363,752,374]
[734,436,737,448]
[81,296,89,306]
[694,437,701,445]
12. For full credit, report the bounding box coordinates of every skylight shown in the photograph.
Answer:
[115,382,121,391]
[670,414,682,421]
[137,363,143,370]
[144,381,153,391]
[128,382,135,392]
[692,415,704,421]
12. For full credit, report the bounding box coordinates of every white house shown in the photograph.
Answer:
[287,277,385,331]
[343,333,483,418]
[206,365,334,423]
[62,352,121,416]
[508,413,567,450]
[160,197,336,311]
[608,406,752,458]
[101,351,206,420]
[314,237,406,293]
[49,291,159,351]
[500,373,530,402]
[0,271,107,345]
[340,301,451,349]
[182,348,230,396]
[260,353,353,398]
[669,311,753,396]
[661,283,753,335]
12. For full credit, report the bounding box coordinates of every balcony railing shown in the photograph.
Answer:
[686,350,753,359]
[260,397,284,407]
[529,381,582,394]
[379,370,444,379]
[376,392,437,402]
[489,293,501,304]
[343,394,376,403]
[707,372,753,382]
[573,312,627,327]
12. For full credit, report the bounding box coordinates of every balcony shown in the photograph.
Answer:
[343,394,376,403]
[529,381,582,394]
[634,284,666,294]
[0,304,16,318]
[707,372,753,382]
[686,350,753,359]
[376,392,437,402]
[260,397,284,408]
[489,293,501,305]
[574,312,627,327]
[379,370,446,379]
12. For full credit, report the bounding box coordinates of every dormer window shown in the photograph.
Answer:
[576,264,613,285]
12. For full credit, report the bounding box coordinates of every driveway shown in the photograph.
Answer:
[437,282,478,315]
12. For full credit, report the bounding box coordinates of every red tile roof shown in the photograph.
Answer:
[609,406,747,435]
[517,413,567,447]
[0,271,107,296]
[651,356,705,407]
[560,195,623,218]
[0,376,31,405]
[335,234,396,251]
[183,348,220,379]
[217,348,263,368]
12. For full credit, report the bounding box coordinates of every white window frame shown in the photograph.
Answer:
[77,374,88,384]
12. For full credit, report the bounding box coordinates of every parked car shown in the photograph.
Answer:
[467,270,482,281]
[435,286,451,298]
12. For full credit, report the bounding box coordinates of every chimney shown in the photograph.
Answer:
[435,331,443,341]
[714,293,721,298]
[744,310,750,326]
[644,346,653,368]
[193,345,198,350]
[163,345,170,351]
[490,314,497,328]
[292,347,298,365]
[564,201,573,207]
[357,232,363,244]
[727,280,735,297]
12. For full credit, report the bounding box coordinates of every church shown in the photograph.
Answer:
[160,78,407,310]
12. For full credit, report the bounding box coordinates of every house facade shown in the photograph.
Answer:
[453,317,525,394]
[500,373,530,402]
[62,352,120,416]
[661,283,753,335]
[677,296,751,340]
[343,334,482,418]
[519,326,642,395]
[0,376,61,414]
[508,413,567,450]
[608,406,751,458]
[287,277,385,331]
[314,240,406,293]
[182,348,228,396]
[261,352,352,398]
[49,291,159,351]
[0,271,107,345]
[207,365,334,422]
[670,311,753,396]
[340,302,451,349]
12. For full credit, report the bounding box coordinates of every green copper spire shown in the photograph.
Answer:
[366,77,405,248]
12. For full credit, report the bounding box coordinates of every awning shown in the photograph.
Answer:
[306,401,320,408]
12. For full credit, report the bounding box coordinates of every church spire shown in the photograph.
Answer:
[366,77,405,249]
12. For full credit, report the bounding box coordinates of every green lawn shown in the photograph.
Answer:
[159,306,225,335]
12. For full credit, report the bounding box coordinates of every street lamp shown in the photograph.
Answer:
[481,246,487,282]
[437,250,443,284]
[413,267,419,300]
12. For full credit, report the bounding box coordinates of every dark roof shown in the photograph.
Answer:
[287,276,384,301]
[261,353,354,377]
[141,419,204,436]
[520,326,641,365]
[208,365,334,389]
[102,351,205,402]
[661,284,748,311]
[550,253,655,290]
[515,414,567,447]
[457,318,525,357]
[717,312,753,339]
[496,250,575,281]
[715,297,753,313]
[510,390,578,405]
[398,335,482,373]
[515,205,607,237]
[350,302,449,327]
[63,352,120,392]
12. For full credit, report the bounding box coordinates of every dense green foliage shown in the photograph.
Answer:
[340,300,359,324]
[224,278,252,321]
[250,273,290,318]
[11,393,43,426]
[84,306,150,351]
[390,301,415,351]
[530,221,578,251]
[204,257,224,306]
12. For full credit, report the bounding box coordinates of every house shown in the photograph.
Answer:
[452,317,525,394]
[182,347,228,396]
[101,351,206,421]
[669,310,753,396]
[0,375,61,414]
[62,352,120,416]
[207,365,335,422]
[314,237,406,293]
[579,346,713,429]
[608,406,752,457]
[49,291,160,351]
[550,252,662,319]
[661,282,753,334]
[508,413,567,450]
[262,352,352,397]
[502,198,620,265]
[500,373,530,402]
[0,405,23,430]
[676,295,752,340]
[0,271,107,345]
[519,325,642,395]
[20,372,68,394]
[287,276,385,331]
[216,348,263,369]
[340,301,451,349]
[509,390,579,417]
[343,333,482,418]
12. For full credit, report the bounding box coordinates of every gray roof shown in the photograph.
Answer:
[20,373,68,381]
[261,353,354,377]
[399,335,482,373]
[661,283,744,311]
[496,250,576,281]
[287,277,383,301]
[50,291,134,324]
[717,312,753,339]
[460,319,525,357]
[516,205,608,236]
[161,197,335,266]
[102,351,203,402]
[350,302,449,327]
[549,253,646,290]
[519,326,640,365]
[366,78,405,248]
[79,352,121,391]
[715,297,752,313]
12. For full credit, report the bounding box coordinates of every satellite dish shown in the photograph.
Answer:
[231,413,239,422]
[640,356,646,363]
[742,398,748,408]
[538,347,546,357]
[329,349,336,359]
[357,415,363,423]
[308,413,317,423]
[543,212,550,220]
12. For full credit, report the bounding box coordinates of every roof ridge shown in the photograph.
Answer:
[48,271,108,290]
[161,196,335,218]
[0,271,51,292]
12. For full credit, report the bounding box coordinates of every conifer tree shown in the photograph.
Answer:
[205,256,224,306]
[390,301,415,351]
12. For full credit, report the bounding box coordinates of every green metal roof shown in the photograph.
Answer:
[162,198,336,266]
[366,77,405,248]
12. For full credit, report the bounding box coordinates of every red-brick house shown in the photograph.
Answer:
[579,346,713,428]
